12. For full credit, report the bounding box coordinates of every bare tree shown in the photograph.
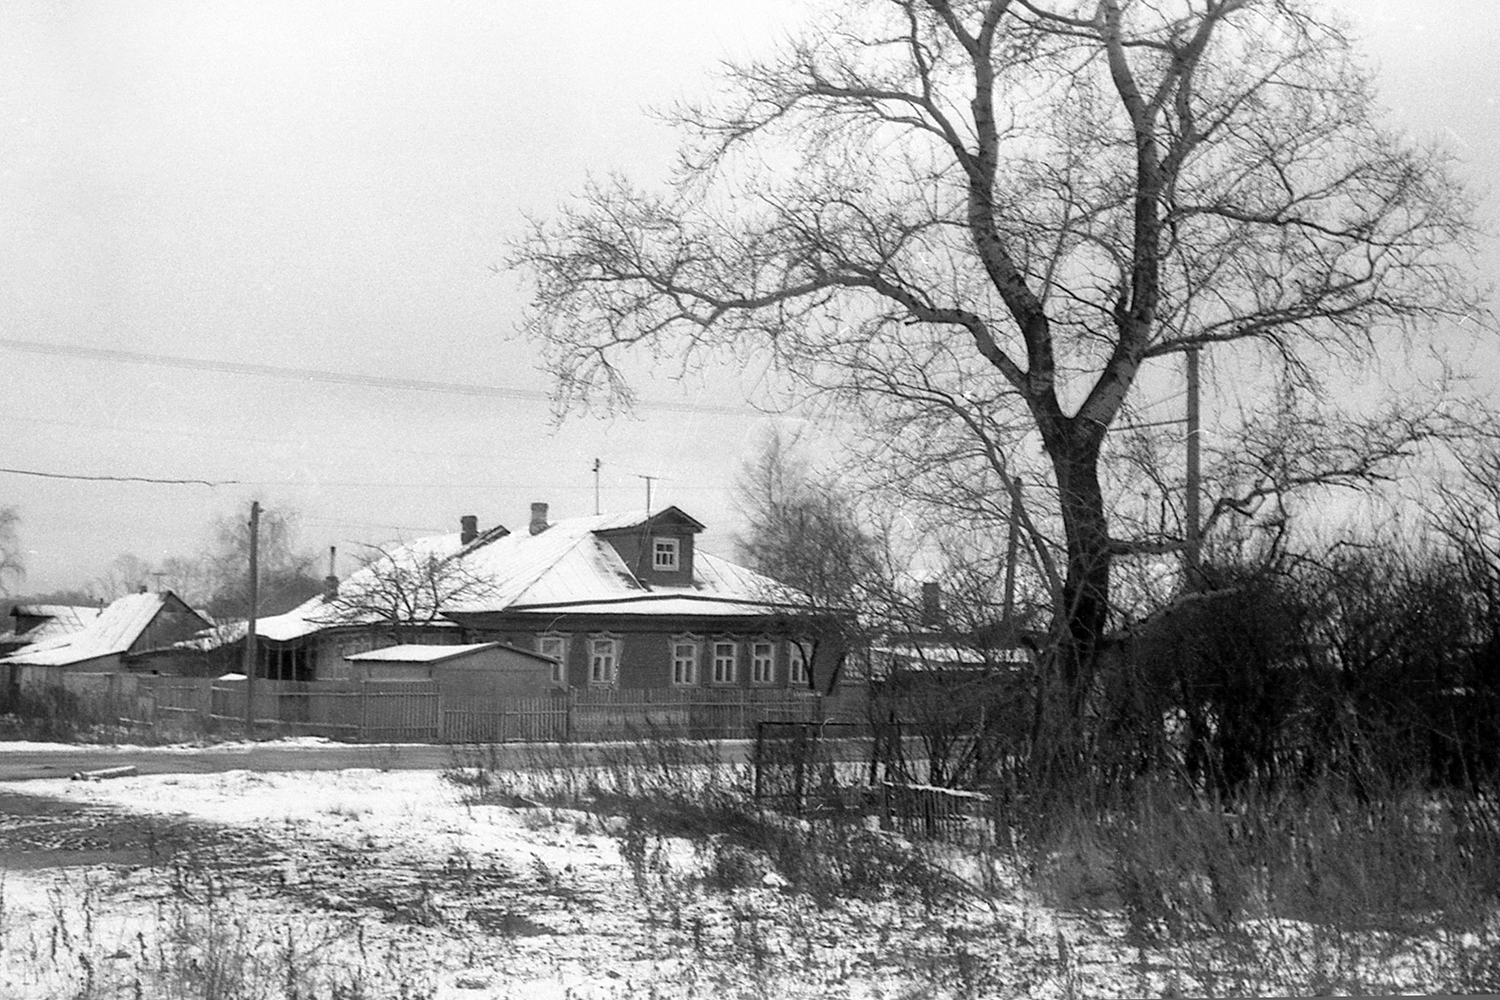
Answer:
[323,541,498,646]
[205,505,320,619]
[734,429,884,610]
[512,1,1485,751]
[0,506,24,596]
[94,552,155,601]
[732,430,889,692]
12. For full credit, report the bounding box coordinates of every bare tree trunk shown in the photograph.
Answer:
[1028,423,1113,783]
[1054,440,1111,686]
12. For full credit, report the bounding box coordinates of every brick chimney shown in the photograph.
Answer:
[529,502,549,535]
[323,546,339,601]
[921,581,943,627]
[460,515,478,545]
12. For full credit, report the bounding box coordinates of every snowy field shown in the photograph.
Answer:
[0,754,1487,997]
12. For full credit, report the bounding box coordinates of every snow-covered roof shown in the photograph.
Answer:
[1,592,205,667]
[10,603,96,624]
[871,643,1028,665]
[1,604,97,646]
[445,513,810,616]
[188,507,818,649]
[345,642,504,664]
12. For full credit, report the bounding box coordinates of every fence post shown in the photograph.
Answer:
[792,724,806,814]
[753,721,764,801]
[359,681,369,744]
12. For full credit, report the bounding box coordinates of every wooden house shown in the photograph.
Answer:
[0,590,211,693]
[190,504,847,693]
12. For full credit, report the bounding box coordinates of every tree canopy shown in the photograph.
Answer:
[512,0,1486,713]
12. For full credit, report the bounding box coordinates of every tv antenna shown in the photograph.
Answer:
[632,473,668,514]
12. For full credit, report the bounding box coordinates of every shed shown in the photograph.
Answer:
[345,642,557,698]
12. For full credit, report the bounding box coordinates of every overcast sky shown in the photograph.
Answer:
[1,1,1496,596]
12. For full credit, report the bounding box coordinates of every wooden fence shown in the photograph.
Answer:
[25,672,856,744]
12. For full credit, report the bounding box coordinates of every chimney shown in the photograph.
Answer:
[138,584,148,595]
[460,515,478,545]
[921,581,943,628]
[529,502,549,535]
[323,546,339,601]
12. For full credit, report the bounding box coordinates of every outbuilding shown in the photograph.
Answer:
[345,642,558,699]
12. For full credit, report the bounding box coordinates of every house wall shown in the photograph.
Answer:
[128,594,211,654]
[348,646,555,698]
[14,656,121,693]
[434,652,555,700]
[237,625,469,683]
[469,615,847,692]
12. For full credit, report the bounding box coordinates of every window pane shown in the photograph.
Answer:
[788,643,807,685]
[590,639,616,683]
[672,641,697,685]
[538,637,566,684]
[652,537,679,571]
[752,642,775,684]
[713,642,736,683]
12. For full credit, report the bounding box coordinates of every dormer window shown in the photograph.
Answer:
[652,537,680,572]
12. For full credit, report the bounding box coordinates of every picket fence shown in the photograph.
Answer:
[38,671,846,744]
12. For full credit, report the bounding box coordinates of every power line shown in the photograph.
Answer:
[0,464,728,492]
[301,516,451,534]
[0,336,766,417]
[0,466,242,487]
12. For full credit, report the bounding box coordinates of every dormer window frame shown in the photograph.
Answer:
[652,536,681,573]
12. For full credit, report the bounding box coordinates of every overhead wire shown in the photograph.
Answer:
[0,336,769,417]
[0,467,243,487]
[0,466,729,491]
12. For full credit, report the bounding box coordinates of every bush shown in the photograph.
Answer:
[0,686,99,742]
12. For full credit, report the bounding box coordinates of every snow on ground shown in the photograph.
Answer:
[0,763,1478,998]
[0,737,348,753]
[0,765,1166,999]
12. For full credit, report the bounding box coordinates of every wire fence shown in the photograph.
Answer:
[753,719,995,842]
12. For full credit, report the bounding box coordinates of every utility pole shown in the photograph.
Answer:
[1185,347,1202,588]
[593,458,602,516]
[242,500,260,737]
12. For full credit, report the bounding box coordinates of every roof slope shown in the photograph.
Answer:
[345,642,504,663]
[446,510,811,615]
[2,592,208,667]
[345,642,556,666]
[0,604,96,647]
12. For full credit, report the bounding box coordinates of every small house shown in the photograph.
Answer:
[345,642,558,699]
[0,590,212,693]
